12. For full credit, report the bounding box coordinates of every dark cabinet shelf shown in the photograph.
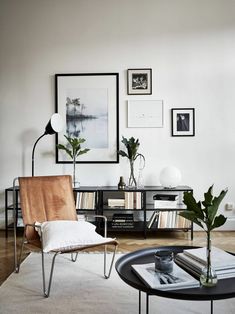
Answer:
[5,185,193,239]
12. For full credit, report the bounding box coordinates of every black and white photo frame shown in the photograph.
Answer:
[127,68,152,95]
[171,108,195,136]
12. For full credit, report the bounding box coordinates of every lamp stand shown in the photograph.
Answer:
[31,133,46,176]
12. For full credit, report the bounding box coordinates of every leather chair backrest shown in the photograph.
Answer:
[19,175,77,240]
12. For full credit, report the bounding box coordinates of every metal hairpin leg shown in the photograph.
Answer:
[41,250,59,298]
[104,244,117,279]
[139,291,141,314]
[211,300,213,314]
[71,252,79,262]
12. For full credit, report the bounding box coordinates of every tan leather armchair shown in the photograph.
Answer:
[14,175,118,297]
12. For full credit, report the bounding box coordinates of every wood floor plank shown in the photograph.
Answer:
[1,230,234,285]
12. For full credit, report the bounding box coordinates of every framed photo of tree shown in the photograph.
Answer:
[55,73,119,163]
[127,68,152,95]
[171,108,195,137]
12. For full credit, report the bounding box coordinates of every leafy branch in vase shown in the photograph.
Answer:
[57,135,90,187]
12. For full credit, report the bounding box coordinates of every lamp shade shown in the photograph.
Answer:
[159,166,182,188]
[45,113,63,135]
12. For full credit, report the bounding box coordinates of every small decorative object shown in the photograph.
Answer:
[155,250,174,273]
[127,68,152,95]
[171,108,195,137]
[180,185,228,287]
[137,155,145,188]
[118,136,145,188]
[57,135,90,188]
[159,166,182,188]
[118,176,126,190]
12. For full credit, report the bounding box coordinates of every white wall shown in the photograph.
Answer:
[1,0,235,228]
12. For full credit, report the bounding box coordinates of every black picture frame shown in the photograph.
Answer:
[127,68,152,95]
[55,73,119,163]
[171,108,195,137]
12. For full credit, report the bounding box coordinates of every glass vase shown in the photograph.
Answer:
[200,235,217,287]
[128,159,137,188]
[73,159,80,188]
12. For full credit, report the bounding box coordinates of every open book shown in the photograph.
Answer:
[131,262,200,291]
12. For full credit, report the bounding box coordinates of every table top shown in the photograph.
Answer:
[115,246,235,301]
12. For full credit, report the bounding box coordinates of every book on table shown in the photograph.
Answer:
[131,262,200,291]
[175,246,235,280]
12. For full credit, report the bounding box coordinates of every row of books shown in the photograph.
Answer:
[111,213,134,229]
[131,246,235,291]
[107,192,142,209]
[76,192,95,210]
[175,246,235,280]
[147,210,191,229]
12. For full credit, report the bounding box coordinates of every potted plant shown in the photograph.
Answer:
[57,135,90,187]
[180,185,228,287]
[118,136,145,188]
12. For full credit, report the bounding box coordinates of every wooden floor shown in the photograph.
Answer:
[0,230,235,286]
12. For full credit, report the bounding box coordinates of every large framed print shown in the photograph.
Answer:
[171,108,195,137]
[55,73,119,163]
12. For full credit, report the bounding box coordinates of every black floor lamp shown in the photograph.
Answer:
[32,113,63,176]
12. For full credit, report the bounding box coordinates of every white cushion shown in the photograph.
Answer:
[35,220,114,253]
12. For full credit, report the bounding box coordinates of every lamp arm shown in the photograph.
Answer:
[32,133,46,176]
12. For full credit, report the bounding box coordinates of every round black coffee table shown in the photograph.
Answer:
[115,246,235,314]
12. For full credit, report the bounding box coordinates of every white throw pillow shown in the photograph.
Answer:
[35,220,114,253]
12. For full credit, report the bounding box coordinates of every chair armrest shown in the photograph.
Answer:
[84,214,108,238]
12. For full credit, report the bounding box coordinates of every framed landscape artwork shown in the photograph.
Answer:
[55,73,119,163]
[171,108,195,136]
[127,68,152,95]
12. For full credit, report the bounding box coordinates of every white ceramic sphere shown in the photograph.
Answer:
[159,166,182,188]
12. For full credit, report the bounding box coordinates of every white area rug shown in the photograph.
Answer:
[0,253,235,314]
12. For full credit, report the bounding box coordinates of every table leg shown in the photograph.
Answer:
[139,291,141,314]
[138,291,149,314]
[211,300,213,314]
[146,293,149,314]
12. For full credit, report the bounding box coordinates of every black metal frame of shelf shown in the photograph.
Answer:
[5,185,193,240]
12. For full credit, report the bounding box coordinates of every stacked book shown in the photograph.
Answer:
[125,192,142,209]
[108,198,125,207]
[153,193,179,209]
[158,211,190,229]
[147,211,190,229]
[76,192,95,210]
[175,246,235,279]
[132,261,200,291]
[111,213,134,229]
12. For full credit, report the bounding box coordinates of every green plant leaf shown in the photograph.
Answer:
[77,148,90,156]
[207,188,228,224]
[183,191,204,220]
[118,150,128,158]
[179,211,204,229]
[210,214,227,231]
[202,185,213,207]
[57,134,89,161]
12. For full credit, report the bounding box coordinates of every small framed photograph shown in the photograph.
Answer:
[128,100,163,128]
[171,108,195,136]
[127,68,152,95]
